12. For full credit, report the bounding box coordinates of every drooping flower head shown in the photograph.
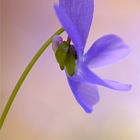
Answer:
[52,0,132,113]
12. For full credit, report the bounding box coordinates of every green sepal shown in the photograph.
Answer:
[55,43,77,76]
[65,50,76,76]
[55,42,69,70]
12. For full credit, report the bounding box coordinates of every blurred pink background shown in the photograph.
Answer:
[1,0,140,140]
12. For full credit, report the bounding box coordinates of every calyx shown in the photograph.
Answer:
[55,41,77,76]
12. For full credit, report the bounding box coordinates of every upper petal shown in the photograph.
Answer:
[54,5,83,57]
[84,34,131,68]
[54,0,94,56]
[67,76,99,113]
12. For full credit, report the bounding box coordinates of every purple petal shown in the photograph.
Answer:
[67,76,99,113]
[54,0,94,56]
[54,5,83,57]
[84,34,131,68]
[59,0,93,46]
[80,66,132,91]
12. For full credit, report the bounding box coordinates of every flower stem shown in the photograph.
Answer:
[0,28,64,129]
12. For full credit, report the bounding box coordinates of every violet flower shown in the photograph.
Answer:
[53,0,132,113]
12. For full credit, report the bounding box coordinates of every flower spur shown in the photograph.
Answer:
[52,0,132,113]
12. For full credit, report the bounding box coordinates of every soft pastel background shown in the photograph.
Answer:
[0,0,140,140]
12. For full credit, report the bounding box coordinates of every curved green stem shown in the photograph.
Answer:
[0,28,64,129]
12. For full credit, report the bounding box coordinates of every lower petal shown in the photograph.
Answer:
[102,80,132,91]
[67,76,99,113]
[81,66,132,91]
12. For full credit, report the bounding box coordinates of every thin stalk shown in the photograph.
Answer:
[0,28,64,129]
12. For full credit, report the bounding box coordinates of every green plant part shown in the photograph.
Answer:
[55,42,69,70]
[55,42,77,76]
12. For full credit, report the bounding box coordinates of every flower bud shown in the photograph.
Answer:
[52,35,63,53]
